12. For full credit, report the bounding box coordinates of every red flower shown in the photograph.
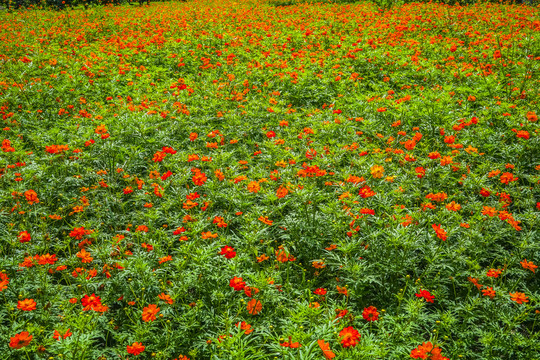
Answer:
[81,293,102,310]
[153,151,166,162]
[162,146,177,154]
[173,227,186,235]
[339,326,361,347]
[229,276,246,291]
[266,131,276,138]
[480,188,491,197]
[9,331,32,349]
[313,288,327,295]
[127,342,145,356]
[362,306,379,322]
[358,185,376,198]
[415,289,435,303]
[220,246,236,259]
[18,231,31,243]
[69,226,92,240]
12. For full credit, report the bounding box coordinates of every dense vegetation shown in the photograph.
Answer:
[0,0,539,359]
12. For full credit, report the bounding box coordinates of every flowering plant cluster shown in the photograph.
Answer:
[0,0,539,359]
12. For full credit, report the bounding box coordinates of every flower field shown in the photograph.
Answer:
[1,0,539,358]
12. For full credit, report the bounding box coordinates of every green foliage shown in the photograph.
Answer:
[0,0,539,359]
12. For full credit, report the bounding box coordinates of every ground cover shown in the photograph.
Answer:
[0,0,539,359]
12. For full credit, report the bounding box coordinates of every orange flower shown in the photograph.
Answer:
[410,342,445,360]
[362,306,379,321]
[258,216,273,226]
[9,331,32,349]
[234,321,253,335]
[325,244,337,251]
[127,342,145,356]
[486,268,502,278]
[24,190,39,205]
[192,172,208,186]
[428,152,441,159]
[158,293,174,305]
[317,340,336,359]
[526,111,537,122]
[0,273,9,292]
[244,286,260,298]
[432,224,447,241]
[370,165,384,178]
[276,249,295,263]
[256,254,269,262]
[201,231,218,239]
[53,328,72,341]
[214,169,225,181]
[17,298,37,311]
[142,304,160,322]
[488,169,501,178]
[336,285,348,296]
[339,326,361,347]
[187,154,199,162]
[159,255,173,264]
[94,124,107,134]
[510,292,529,304]
[482,206,498,217]
[76,249,93,263]
[482,287,496,299]
[230,276,246,291]
[276,186,289,198]
[445,201,461,212]
[500,172,517,184]
[520,259,538,273]
[280,336,301,348]
[468,277,483,290]
[440,156,453,166]
[247,181,260,193]
[247,299,262,315]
